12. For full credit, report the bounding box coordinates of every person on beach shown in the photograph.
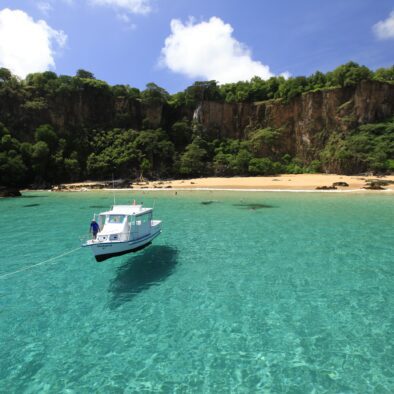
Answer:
[90,220,100,239]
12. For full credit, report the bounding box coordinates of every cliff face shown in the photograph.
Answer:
[47,92,115,130]
[3,80,393,162]
[4,91,145,138]
[46,95,164,131]
[195,80,394,162]
[196,101,255,140]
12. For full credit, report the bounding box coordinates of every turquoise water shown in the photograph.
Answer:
[1,191,393,393]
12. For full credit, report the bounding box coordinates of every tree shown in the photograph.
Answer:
[25,72,58,96]
[32,141,50,162]
[213,152,233,176]
[179,141,208,176]
[30,140,51,181]
[1,134,20,151]
[185,81,222,105]
[0,152,27,186]
[248,158,282,175]
[374,66,394,82]
[307,71,327,90]
[327,62,372,88]
[86,129,140,179]
[134,129,175,175]
[320,119,394,174]
[169,121,193,150]
[140,158,152,179]
[111,84,140,100]
[25,71,57,86]
[141,83,169,106]
[35,124,58,151]
[64,156,80,181]
[0,122,9,137]
[249,128,283,158]
[0,67,12,83]
[76,69,95,79]
[233,149,252,175]
[22,98,48,112]
[277,76,308,101]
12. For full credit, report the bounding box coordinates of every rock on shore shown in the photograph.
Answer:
[0,187,21,197]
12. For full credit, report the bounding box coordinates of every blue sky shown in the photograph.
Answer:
[0,0,393,93]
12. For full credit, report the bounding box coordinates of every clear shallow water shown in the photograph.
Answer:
[0,191,393,393]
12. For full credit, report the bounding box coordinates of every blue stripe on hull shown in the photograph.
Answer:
[89,230,161,262]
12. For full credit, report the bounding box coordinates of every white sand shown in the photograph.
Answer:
[132,174,394,191]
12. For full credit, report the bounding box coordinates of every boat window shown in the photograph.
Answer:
[139,213,152,223]
[108,215,125,224]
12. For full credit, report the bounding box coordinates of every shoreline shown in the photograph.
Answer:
[22,174,394,194]
[20,188,394,194]
[106,187,394,193]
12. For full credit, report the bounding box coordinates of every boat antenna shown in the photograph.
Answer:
[112,173,116,205]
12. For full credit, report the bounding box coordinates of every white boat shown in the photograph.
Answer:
[82,203,162,262]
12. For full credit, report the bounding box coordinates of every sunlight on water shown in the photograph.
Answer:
[0,191,393,392]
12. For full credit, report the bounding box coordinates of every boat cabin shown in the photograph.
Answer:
[94,205,153,242]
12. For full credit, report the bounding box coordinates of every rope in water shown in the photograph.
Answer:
[0,246,81,280]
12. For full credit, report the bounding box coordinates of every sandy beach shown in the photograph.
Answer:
[51,174,394,193]
[128,174,394,192]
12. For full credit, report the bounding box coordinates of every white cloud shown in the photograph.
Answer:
[116,13,137,30]
[160,17,278,84]
[36,0,75,13]
[0,9,67,78]
[117,12,130,23]
[373,11,394,39]
[37,1,53,15]
[89,0,151,15]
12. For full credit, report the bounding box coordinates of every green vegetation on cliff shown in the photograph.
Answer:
[321,120,394,174]
[0,63,393,188]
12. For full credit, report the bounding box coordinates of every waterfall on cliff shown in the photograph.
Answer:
[193,103,202,124]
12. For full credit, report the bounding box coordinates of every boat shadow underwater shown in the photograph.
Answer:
[233,203,276,210]
[108,245,178,308]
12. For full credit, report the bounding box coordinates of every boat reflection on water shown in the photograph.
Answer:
[108,245,178,308]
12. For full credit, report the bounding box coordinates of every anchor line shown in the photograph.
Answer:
[0,246,81,280]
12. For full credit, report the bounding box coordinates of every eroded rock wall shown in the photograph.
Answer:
[196,81,394,162]
[4,80,393,160]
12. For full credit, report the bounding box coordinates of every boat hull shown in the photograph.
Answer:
[84,230,161,262]
[95,241,152,262]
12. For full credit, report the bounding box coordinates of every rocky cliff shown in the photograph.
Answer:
[195,80,394,161]
[5,80,393,161]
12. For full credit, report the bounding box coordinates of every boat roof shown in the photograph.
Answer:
[99,204,152,216]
